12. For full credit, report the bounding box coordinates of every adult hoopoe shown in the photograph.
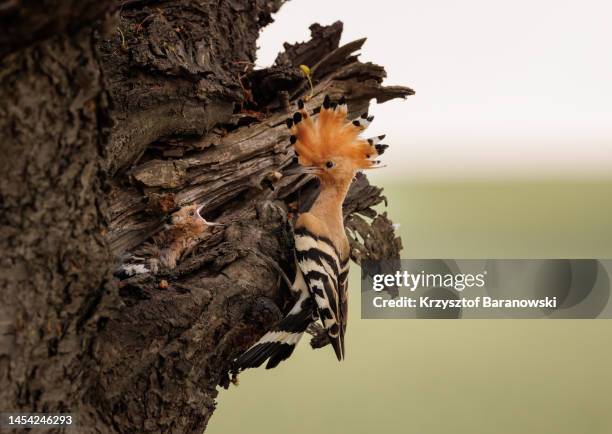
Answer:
[233,95,388,370]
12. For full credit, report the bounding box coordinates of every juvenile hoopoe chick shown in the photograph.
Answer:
[234,95,388,370]
[158,204,222,269]
[116,204,221,277]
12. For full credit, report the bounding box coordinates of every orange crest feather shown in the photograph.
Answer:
[288,96,385,170]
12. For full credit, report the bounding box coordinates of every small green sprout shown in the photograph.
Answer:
[300,64,314,100]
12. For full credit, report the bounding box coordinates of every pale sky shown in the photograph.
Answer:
[257,0,612,180]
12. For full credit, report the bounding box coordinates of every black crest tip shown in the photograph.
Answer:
[339,96,346,105]
[290,135,297,144]
[297,99,304,109]
[375,144,389,154]
[323,95,331,109]
[285,118,293,129]
[293,112,302,124]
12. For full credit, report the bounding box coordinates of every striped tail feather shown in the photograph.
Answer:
[234,295,314,370]
[328,333,343,361]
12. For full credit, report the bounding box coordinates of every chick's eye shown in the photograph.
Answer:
[189,210,195,216]
[325,160,335,169]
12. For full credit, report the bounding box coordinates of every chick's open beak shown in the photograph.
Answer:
[197,205,224,227]
[205,221,224,226]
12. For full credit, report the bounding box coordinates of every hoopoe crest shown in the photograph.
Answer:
[288,95,387,180]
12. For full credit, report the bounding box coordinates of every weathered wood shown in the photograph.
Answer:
[0,3,118,432]
[0,1,412,432]
[0,0,115,57]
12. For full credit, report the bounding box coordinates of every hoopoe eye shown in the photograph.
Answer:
[325,160,335,169]
[189,210,195,216]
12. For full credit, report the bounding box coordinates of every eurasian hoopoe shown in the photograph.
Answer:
[234,95,388,370]
[115,204,222,277]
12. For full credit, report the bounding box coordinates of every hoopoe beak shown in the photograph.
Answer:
[362,161,387,170]
[283,166,322,176]
[197,205,224,227]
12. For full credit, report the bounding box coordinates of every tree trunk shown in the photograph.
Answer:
[0,1,412,432]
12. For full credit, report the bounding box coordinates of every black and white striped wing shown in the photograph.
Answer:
[338,258,350,355]
[234,290,314,370]
[294,227,346,360]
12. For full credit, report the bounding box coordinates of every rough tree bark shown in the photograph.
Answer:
[0,1,413,432]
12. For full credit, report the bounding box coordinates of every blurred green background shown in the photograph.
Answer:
[208,181,612,434]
